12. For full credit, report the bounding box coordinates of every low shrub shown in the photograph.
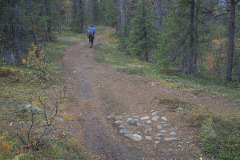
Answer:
[201,116,240,159]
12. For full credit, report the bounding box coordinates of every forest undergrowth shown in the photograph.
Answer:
[94,31,240,160]
[0,28,86,159]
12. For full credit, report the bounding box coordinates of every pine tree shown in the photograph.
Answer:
[225,0,239,82]
[127,0,158,61]
[158,0,211,75]
[103,0,117,27]
[0,0,68,65]
[71,0,85,33]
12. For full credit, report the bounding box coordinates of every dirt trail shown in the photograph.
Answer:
[62,30,239,160]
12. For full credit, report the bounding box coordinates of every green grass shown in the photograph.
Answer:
[94,29,240,159]
[0,29,86,159]
[0,134,85,160]
[158,97,195,112]
[201,116,240,160]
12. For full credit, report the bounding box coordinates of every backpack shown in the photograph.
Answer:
[87,27,94,35]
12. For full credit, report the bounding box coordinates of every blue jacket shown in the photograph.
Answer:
[87,27,96,35]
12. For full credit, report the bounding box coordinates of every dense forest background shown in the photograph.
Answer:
[1,0,240,82]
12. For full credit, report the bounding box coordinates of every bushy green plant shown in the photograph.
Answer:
[201,116,240,159]
[127,0,159,61]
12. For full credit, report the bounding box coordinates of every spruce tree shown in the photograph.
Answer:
[103,0,117,27]
[127,0,158,61]
[158,0,211,75]
[0,0,68,65]
[71,0,85,33]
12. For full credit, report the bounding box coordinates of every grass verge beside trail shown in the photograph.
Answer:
[94,30,240,160]
[0,29,85,159]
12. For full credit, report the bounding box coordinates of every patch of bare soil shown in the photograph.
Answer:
[61,30,239,160]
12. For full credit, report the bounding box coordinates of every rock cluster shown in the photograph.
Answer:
[108,110,178,143]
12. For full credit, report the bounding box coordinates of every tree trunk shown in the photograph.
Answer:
[28,0,40,58]
[144,28,148,61]
[72,0,77,29]
[92,0,97,25]
[226,0,236,82]
[238,54,240,83]
[5,51,15,65]
[10,0,23,65]
[58,24,62,34]
[189,0,195,75]
[79,0,85,33]
[151,0,157,17]
[32,21,40,58]
[157,0,162,28]
[65,7,68,26]
[47,1,52,40]
[143,3,148,62]
[14,32,23,65]
[119,0,125,39]
[42,0,50,41]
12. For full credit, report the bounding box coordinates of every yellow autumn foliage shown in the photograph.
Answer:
[26,43,45,68]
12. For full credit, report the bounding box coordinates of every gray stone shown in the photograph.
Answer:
[157,137,162,140]
[154,141,160,144]
[120,129,129,134]
[115,120,123,125]
[107,113,114,119]
[152,111,160,116]
[115,116,123,120]
[164,137,178,141]
[140,116,150,120]
[134,119,139,122]
[161,117,168,121]
[119,125,125,129]
[147,128,153,132]
[156,133,164,137]
[124,134,142,141]
[160,130,167,133]
[126,118,136,125]
[163,123,169,126]
[136,122,142,126]
[157,125,163,130]
[170,131,176,135]
[133,115,139,118]
[145,136,152,141]
[146,120,152,124]
[152,116,159,121]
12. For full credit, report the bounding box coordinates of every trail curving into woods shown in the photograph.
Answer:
[61,30,239,160]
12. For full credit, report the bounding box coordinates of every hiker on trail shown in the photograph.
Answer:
[87,26,96,48]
